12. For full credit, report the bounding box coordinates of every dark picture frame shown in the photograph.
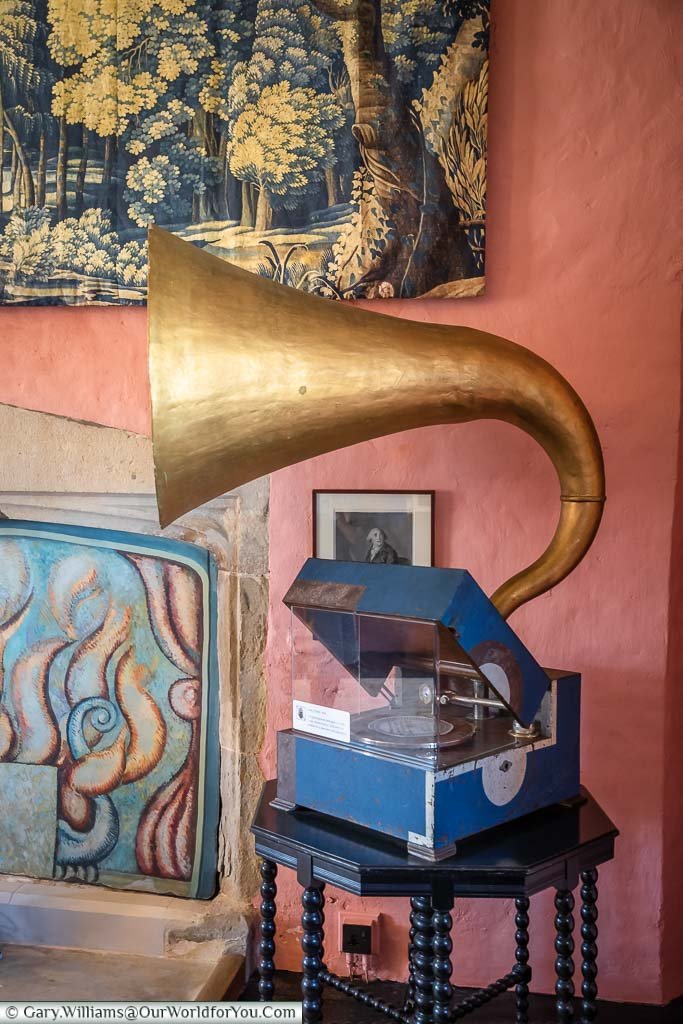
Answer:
[313,490,435,567]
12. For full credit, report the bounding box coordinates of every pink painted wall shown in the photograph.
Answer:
[0,0,680,1006]
[0,307,149,434]
[263,0,683,1005]
[662,308,683,1005]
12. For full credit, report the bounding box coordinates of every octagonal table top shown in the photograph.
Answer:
[251,781,618,897]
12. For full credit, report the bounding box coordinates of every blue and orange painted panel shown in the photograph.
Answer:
[0,520,220,899]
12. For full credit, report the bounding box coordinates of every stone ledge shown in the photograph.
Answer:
[0,878,250,961]
[0,945,244,1001]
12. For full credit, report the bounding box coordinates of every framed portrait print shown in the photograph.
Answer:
[313,491,434,567]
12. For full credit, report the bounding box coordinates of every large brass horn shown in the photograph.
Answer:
[148,227,605,619]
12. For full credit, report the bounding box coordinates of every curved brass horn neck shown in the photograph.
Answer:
[148,227,605,619]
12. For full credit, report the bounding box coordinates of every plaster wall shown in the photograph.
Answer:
[0,0,680,1006]
[263,0,683,1003]
[0,309,148,435]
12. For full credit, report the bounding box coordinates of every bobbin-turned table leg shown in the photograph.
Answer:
[403,898,418,1013]
[514,895,531,1023]
[432,889,454,1024]
[555,888,576,1022]
[258,859,277,1001]
[579,869,599,1023]
[301,883,326,1023]
[412,895,435,1024]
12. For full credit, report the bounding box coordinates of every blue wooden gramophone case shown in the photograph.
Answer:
[274,559,580,860]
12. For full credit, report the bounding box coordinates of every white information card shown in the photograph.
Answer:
[292,700,351,744]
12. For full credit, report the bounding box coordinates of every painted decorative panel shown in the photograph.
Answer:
[0,520,220,899]
[0,0,488,305]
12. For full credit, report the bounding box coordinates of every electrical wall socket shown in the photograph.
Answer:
[338,912,380,956]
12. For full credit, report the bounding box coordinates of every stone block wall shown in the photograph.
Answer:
[0,402,269,958]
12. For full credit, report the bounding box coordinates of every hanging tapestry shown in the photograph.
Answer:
[0,1,489,306]
[0,520,220,899]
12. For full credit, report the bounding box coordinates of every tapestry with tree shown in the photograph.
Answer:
[0,0,489,305]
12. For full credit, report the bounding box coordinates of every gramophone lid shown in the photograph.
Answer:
[284,559,551,728]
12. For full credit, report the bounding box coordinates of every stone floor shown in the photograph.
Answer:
[2,951,679,1020]
[241,971,682,1023]
[0,945,243,1001]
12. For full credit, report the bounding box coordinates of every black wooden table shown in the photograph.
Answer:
[251,781,618,1024]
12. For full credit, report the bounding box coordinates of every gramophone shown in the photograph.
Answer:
[147,227,605,857]
[276,557,580,859]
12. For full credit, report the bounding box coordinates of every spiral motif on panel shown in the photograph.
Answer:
[169,677,202,722]
[59,696,125,830]
[63,696,127,794]
[58,643,168,833]
[55,697,124,877]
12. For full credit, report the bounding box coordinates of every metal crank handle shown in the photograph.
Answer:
[439,692,506,709]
